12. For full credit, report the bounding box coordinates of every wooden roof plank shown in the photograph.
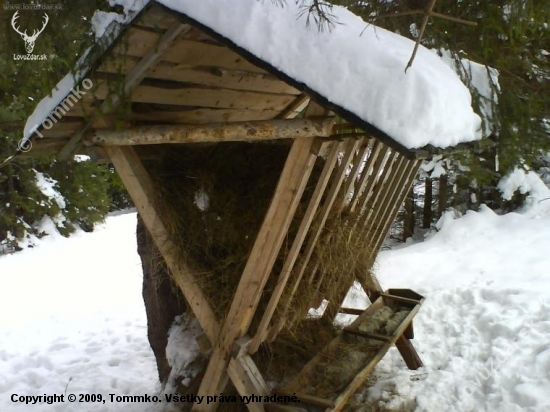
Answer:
[115,27,268,74]
[58,21,191,160]
[98,57,299,94]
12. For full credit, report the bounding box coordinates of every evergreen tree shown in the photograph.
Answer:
[0,1,129,249]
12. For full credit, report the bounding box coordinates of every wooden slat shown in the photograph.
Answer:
[121,85,296,110]
[82,80,297,111]
[380,292,422,306]
[338,307,365,316]
[269,138,361,340]
[249,140,341,354]
[346,141,385,213]
[228,356,269,412]
[194,137,319,411]
[363,155,407,232]
[277,95,310,119]
[353,151,400,237]
[99,57,300,95]
[19,139,66,156]
[342,328,392,342]
[338,140,372,209]
[105,146,219,344]
[130,107,280,124]
[58,21,190,160]
[115,27,267,74]
[91,117,335,146]
[62,103,280,125]
[368,160,421,262]
[39,121,84,138]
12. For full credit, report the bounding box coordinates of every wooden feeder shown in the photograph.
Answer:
[16,2,483,411]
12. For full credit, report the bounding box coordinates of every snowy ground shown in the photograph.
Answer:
[0,213,160,412]
[351,203,550,412]
[2,198,550,411]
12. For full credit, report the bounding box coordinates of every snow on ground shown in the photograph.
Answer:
[349,202,550,411]
[2,192,550,411]
[0,212,160,412]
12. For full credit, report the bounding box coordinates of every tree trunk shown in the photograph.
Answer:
[438,174,448,218]
[422,177,432,229]
[137,216,189,384]
[403,186,415,241]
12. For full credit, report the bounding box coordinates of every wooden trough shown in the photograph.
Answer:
[12,2,458,411]
[277,289,424,412]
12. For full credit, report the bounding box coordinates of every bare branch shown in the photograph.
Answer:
[405,0,438,73]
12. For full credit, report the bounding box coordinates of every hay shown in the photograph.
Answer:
[290,304,411,400]
[255,316,339,385]
[140,142,292,320]
[138,141,381,360]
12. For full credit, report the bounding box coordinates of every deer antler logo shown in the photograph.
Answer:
[11,11,49,54]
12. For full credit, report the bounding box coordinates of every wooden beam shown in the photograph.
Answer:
[228,355,270,412]
[193,136,318,411]
[277,94,310,119]
[338,140,372,210]
[248,140,341,354]
[347,142,386,213]
[269,138,361,340]
[368,159,421,264]
[58,22,190,160]
[90,117,335,146]
[104,146,219,343]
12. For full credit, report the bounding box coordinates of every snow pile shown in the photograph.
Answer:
[165,315,203,390]
[25,0,482,150]
[157,0,481,149]
[90,12,126,40]
[35,171,66,210]
[352,202,550,411]
[498,167,550,217]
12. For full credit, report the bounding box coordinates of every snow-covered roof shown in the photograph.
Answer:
[24,0,482,152]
